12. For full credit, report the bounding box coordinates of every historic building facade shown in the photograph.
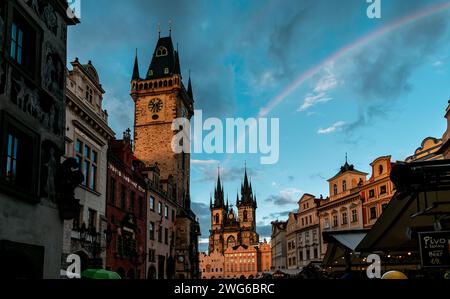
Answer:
[130,32,200,278]
[199,251,224,279]
[105,130,147,279]
[63,59,115,270]
[271,220,287,270]
[317,159,367,257]
[0,0,77,278]
[361,156,395,228]
[144,163,178,279]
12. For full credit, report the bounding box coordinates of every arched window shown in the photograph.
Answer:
[333,184,338,195]
[156,46,168,57]
[169,79,173,86]
[158,81,162,88]
[243,210,248,222]
[215,213,220,224]
[342,180,347,192]
[144,83,148,89]
[164,80,167,87]
[379,165,384,175]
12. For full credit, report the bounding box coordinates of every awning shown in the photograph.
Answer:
[322,230,369,267]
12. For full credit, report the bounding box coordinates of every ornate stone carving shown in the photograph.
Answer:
[42,4,58,35]
[43,42,64,99]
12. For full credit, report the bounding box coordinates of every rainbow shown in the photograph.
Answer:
[258,1,450,117]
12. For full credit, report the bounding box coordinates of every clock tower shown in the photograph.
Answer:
[131,35,194,208]
[130,32,199,278]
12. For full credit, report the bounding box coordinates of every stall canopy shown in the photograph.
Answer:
[357,160,450,254]
[322,230,369,267]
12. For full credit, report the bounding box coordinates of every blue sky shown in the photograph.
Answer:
[67,0,450,251]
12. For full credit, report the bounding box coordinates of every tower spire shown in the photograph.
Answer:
[187,70,193,99]
[132,48,140,81]
[169,19,172,36]
[157,23,161,38]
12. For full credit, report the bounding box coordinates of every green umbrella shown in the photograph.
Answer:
[81,269,121,279]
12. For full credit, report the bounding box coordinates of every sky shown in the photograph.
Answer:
[67,0,450,252]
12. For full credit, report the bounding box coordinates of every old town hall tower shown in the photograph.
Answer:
[209,168,259,254]
[130,30,199,278]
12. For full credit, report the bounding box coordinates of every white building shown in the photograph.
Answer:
[63,59,114,270]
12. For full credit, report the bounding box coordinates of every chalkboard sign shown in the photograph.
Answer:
[418,231,450,268]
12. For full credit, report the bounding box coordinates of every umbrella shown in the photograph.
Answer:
[81,269,121,279]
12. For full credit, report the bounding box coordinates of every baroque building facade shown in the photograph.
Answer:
[0,0,77,278]
[130,32,200,278]
[63,59,115,271]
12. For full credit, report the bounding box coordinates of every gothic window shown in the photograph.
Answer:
[215,213,220,224]
[243,210,248,222]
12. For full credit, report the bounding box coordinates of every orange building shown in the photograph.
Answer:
[360,156,395,228]
[257,241,272,273]
[199,251,224,279]
[224,245,258,279]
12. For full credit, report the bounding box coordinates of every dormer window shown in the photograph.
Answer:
[164,67,169,74]
[156,46,168,57]
[148,69,153,76]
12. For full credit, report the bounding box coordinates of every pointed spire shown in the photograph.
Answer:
[187,70,193,100]
[157,23,161,38]
[169,19,172,36]
[236,192,239,206]
[132,49,140,81]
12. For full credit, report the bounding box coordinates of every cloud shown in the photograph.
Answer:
[265,188,301,206]
[298,64,339,112]
[317,121,346,134]
[191,159,220,165]
[433,60,443,67]
[257,225,272,239]
[193,164,261,184]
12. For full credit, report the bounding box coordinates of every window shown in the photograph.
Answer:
[299,251,303,261]
[342,180,347,192]
[342,212,348,225]
[2,124,36,193]
[10,10,38,74]
[243,210,248,222]
[5,134,18,183]
[85,86,93,103]
[165,205,169,219]
[120,185,126,210]
[313,230,317,241]
[172,209,175,221]
[164,68,169,74]
[156,46,168,57]
[306,250,310,261]
[75,140,98,191]
[314,248,318,259]
[215,213,220,224]
[333,215,338,227]
[109,178,116,205]
[88,209,97,231]
[301,218,304,226]
[148,249,155,262]
[324,218,330,229]
[369,189,375,198]
[149,196,155,211]
[352,209,358,222]
[333,184,338,195]
[73,205,83,230]
[158,201,162,215]
[380,185,387,195]
[158,225,163,242]
[164,228,168,244]
[149,222,155,240]
[379,165,384,175]
[370,207,377,219]
[309,215,312,224]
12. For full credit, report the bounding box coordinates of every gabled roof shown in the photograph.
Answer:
[328,161,367,182]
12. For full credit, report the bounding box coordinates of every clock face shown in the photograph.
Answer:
[149,98,163,113]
